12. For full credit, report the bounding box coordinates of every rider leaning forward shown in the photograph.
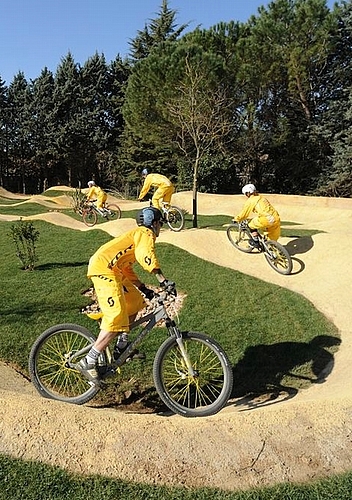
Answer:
[233,183,281,249]
[138,169,174,211]
[86,180,107,209]
[75,206,176,384]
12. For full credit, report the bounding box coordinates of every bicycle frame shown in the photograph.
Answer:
[69,294,196,377]
[87,202,105,216]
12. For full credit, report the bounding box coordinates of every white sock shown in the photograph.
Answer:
[86,347,101,365]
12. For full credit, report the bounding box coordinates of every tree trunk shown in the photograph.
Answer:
[192,156,199,228]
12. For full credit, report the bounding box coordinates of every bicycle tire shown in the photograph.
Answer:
[166,205,185,232]
[82,207,97,227]
[226,223,253,253]
[28,323,104,405]
[105,203,121,220]
[264,239,293,275]
[153,331,233,417]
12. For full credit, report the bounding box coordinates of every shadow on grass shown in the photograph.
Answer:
[231,334,341,410]
[36,261,87,270]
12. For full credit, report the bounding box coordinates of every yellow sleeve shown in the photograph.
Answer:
[87,187,95,200]
[235,198,257,222]
[138,176,152,200]
[134,228,160,272]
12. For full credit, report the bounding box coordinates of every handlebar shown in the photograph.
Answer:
[152,287,177,305]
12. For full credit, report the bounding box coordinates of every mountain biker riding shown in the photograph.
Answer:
[138,169,174,211]
[233,183,281,249]
[86,180,107,210]
[76,206,176,384]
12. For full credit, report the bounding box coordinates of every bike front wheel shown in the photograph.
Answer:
[105,203,121,220]
[226,223,253,253]
[82,207,97,227]
[165,206,185,232]
[264,240,293,275]
[153,332,233,417]
[28,323,104,404]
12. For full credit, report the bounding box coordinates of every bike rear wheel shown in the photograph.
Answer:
[226,223,253,253]
[105,203,121,220]
[264,240,293,275]
[82,207,97,227]
[153,331,233,417]
[165,206,185,232]
[28,324,104,404]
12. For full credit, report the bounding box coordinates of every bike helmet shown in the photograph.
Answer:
[136,206,162,228]
[242,183,256,195]
[142,168,148,177]
[88,180,95,187]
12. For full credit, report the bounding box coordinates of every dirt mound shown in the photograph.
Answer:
[0,189,352,491]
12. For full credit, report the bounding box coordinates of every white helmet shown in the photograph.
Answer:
[88,180,95,187]
[242,183,256,195]
[142,168,148,177]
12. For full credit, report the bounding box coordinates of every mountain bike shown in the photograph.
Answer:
[227,220,293,275]
[161,202,185,232]
[80,201,121,227]
[148,201,185,232]
[28,286,233,417]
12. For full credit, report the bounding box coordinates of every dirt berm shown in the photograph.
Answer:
[0,188,351,491]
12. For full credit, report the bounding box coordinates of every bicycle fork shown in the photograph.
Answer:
[170,326,198,378]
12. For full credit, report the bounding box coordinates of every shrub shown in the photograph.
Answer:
[67,188,87,214]
[8,218,40,270]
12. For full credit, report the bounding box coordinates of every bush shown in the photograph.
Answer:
[67,188,87,214]
[8,219,40,270]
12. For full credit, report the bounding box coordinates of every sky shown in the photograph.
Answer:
[1,0,336,85]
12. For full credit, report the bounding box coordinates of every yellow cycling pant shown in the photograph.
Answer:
[96,193,107,209]
[152,185,174,210]
[90,275,146,332]
[249,216,281,241]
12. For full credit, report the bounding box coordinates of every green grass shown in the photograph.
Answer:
[42,189,69,197]
[0,202,60,215]
[0,219,338,396]
[1,454,352,500]
[0,196,323,237]
[0,196,30,205]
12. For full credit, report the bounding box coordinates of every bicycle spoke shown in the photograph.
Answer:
[265,241,292,275]
[29,325,100,403]
[157,337,230,413]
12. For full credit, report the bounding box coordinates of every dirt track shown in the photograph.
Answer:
[0,187,352,491]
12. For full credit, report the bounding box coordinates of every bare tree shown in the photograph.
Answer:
[166,56,234,227]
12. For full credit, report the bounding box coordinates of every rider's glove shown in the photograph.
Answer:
[160,280,177,296]
[139,284,155,300]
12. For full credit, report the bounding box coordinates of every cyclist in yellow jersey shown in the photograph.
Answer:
[138,169,174,210]
[76,206,176,384]
[234,183,281,248]
[86,180,107,209]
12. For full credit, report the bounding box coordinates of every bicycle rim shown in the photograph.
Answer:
[106,203,121,220]
[28,324,102,404]
[226,224,253,253]
[82,209,97,227]
[264,240,293,275]
[153,332,233,417]
[166,206,184,232]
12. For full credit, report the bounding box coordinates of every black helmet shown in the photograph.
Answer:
[136,207,162,228]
